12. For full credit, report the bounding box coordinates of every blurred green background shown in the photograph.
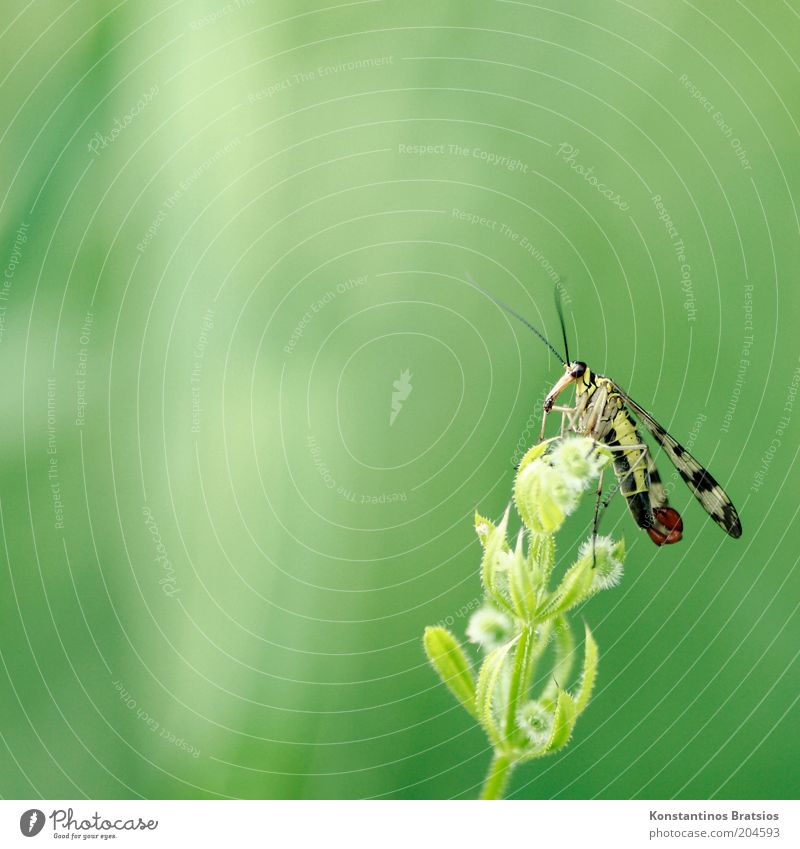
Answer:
[1,0,798,800]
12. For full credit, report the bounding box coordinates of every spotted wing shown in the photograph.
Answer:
[612,383,742,538]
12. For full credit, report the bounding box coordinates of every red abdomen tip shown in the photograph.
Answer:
[647,507,684,545]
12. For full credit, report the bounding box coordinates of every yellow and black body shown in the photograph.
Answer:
[543,361,740,545]
[465,273,742,545]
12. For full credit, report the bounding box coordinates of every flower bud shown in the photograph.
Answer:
[548,436,610,492]
[479,507,512,602]
[474,511,495,547]
[514,436,611,535]
[466,605,514,652]
[517,700,553,748]
[514,460,578,534]
[577,535,625,591]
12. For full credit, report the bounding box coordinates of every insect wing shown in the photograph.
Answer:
[612,383,742,538]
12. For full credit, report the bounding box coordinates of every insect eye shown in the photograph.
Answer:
[570,362,586,378]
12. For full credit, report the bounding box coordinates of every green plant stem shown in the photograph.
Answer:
[480,752,514,800]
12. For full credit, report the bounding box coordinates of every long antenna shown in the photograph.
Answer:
[465,273,566,365]
[554,280,571,364]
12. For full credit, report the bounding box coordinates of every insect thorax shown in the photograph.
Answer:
[573,374,620,440]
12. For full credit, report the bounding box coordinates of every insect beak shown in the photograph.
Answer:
[544,370,576,413]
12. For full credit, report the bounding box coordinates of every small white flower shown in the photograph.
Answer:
[466,605,514,651]
[549,436,608,492]
[517,700,553,748]
[493,548,515,572]
[578,535,624,591]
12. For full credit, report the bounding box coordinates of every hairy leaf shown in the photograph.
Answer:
[574,624,598,716]
[423,627,477,718]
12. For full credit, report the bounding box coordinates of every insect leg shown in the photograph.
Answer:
[588,439,648,565]
[591,467,605,569]
[549,405,576,414]
[598,440,651,524]
[540,404,579,440]
[583,383,608,437]
[619,442,649,475]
